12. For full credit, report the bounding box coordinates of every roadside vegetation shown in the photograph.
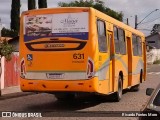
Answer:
[58,0,123,21]
[153,59,160,64]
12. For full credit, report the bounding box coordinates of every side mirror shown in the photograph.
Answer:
[146,88,154,96]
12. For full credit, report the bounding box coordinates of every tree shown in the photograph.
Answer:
[58,0,123,21]
[28,0,36,10]
[151,24,160,34]
[0,39,14,61]
[1,27,18,37]
[10,0,20,36]
[0,38,14,96]
[38,0,47,8]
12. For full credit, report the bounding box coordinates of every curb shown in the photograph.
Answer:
[0,92,35,100]
[0,86,35,100]
[1,86,21,95]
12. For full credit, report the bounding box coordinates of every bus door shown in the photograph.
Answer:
[97,20,110,93]
[127,36,132,86]
[98,31,113,93]
[142,40,146,81]
[107,31,114,92]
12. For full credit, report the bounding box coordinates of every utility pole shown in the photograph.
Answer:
[123,18,129,25]
[135,15,138,29]
[126,18,129,25]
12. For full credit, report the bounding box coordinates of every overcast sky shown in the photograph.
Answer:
[0,0,160,36]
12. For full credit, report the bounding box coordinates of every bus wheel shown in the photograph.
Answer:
[113,76,123,102]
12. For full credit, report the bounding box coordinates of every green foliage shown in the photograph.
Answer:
[1,27,18,37]
[153,59,160,64]
[105,7,123,21]
[0,39,14,61]
[38,0,47,8]
[10,0,20,34]
[28,0,36,10]
[58,0,123,21]
[151,24,160,34]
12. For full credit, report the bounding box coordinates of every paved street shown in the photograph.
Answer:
[0,64,160,120]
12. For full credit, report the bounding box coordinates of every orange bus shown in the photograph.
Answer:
[19,7,146,101]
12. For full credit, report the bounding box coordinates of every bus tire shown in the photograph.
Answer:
[113,76,123,102]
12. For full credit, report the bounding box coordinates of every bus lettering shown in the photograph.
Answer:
[44,43,65,48]
[73,53,84,59]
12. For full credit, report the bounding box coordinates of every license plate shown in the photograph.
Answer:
[46,73,64,79]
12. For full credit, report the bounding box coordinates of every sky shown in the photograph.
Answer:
[0,0,160,36]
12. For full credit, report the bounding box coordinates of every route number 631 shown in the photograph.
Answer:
[73,53,84,59]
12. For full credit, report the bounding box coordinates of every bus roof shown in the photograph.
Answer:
[93,8,145,37]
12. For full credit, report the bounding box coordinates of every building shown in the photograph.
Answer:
[8,36,19,51]
[146,33,160,64]
[146,32,160,49]
[0,37,12,41]
[0,36,19,51]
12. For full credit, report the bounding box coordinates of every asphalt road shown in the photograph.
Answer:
[0,64,160,120]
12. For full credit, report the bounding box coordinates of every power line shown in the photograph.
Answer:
[137,28,152,31]
[138,9,159,25]
[139,16,160,25]
[135,9,159,29]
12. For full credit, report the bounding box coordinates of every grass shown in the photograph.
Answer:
[153,59,160,64]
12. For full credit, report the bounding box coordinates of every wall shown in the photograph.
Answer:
[3,52,19,88]
[4,52,19,87]
[0,57,5,89]
[147,49,160,64]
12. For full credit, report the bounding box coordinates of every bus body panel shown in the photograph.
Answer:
[20,77,99,93]
[20,7,146,96]
[20,8,93,80]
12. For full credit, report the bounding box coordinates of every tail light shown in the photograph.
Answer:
[20,58,26,78]
[87,57,94,79]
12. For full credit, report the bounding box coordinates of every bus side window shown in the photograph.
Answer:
[132,34,138,56]
[118,28,126,55]
[97,20,107,52]
[137,37,142,56]
[114,26,120,54]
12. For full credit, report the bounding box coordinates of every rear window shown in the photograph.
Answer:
[24,12,89,42]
